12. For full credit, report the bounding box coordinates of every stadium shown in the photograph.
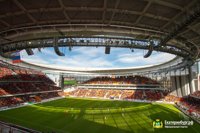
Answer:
[0,0,200,133]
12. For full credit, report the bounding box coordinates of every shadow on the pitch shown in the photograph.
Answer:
[0,107,151,133]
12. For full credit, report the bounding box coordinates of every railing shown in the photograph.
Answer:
[0,96,64,111]
[0,121,41,133]
[190,94,200,100]
[0,89,62,98]
[77,84,164,90]
[0,80,44,83]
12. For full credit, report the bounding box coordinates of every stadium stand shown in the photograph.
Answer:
[65,88,175,101]
[0,92,61,107]
[65,75,169,101]
[144,90,162,100]
[163,95,181,102]
[83,75,159,85]
[190,91,200,98]
[0,61,62,108]
[176,94,200,122]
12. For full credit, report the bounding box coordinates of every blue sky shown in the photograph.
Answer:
[20,47,175,69]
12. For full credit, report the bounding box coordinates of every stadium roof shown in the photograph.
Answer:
[0,0,200,63]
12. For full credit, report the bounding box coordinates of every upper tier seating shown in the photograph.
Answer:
[83,75,159,85]
[0,61,54,84]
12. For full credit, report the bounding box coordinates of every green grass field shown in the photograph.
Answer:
[0,97,200,133]
[64,80,77,85]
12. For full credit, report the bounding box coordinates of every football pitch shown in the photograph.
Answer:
[0,97,200,133]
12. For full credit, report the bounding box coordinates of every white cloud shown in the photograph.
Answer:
[115,52,175,65]
[21,47,176,69]
[72,47,103,58]
[22,56,51,65]
[49,55,114,69]
[40,48,56,56]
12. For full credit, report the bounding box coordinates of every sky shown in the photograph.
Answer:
[20,47,175,69]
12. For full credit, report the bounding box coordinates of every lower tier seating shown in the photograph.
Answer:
[0,92,61,108]
[176,96,200,121]
[65,88,172,101]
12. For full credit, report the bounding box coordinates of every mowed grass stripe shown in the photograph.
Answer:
[0,97,200,133]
